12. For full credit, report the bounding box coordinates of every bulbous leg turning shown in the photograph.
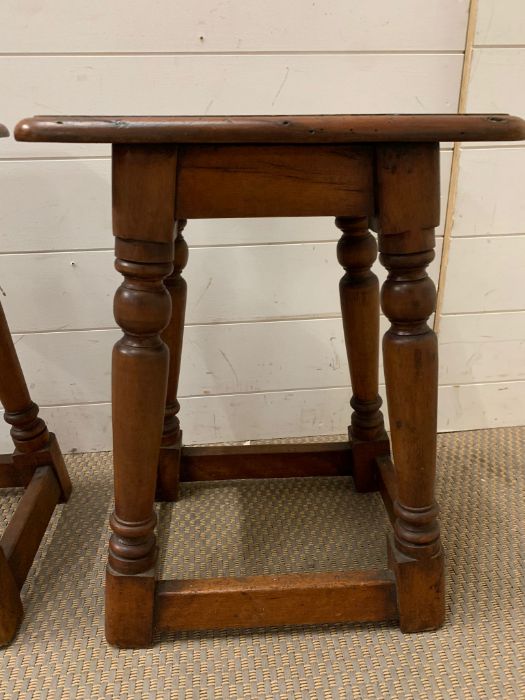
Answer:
[335,216,389,492]
[156,220,188,502]
[375,142,445,632]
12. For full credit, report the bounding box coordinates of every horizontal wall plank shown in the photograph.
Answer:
[467,48,525,116]
[1,379,523,453]
[12,321,376,407]
[0,158,112,251]
[13,306,515,406]
[1,54,463,158]
[439,312,525,384]
[476,0,525,46]
[0,151,452,252]
[13,322,347,406]
[0,1,469,54]
[442,236,525,314]
[0,251,117,332]
[437,381,525,433]
[453,147,525,236]
[0,240,442,333]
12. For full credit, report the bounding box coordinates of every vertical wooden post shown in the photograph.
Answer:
[156,220,189,502]
[0,303,71,499]
[107,144,177,647]
[375,143,445,632]
[336,216,389,491]
[0,547,23,646]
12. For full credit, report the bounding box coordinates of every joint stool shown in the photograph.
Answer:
[15,113,525,648]
[0,123,72,645]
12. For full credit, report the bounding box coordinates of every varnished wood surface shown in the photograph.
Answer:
[376,142,445,631]
[0,548,22,646]
[377,455,397,526]
[0,455,35,489]
[179,442,353,482]
[176,144,373,219]
[156,570,398,632]
[108,145,176,593]
[105,566,156,648]
[156,220,188,502]
[15,114,525,144]
[335,215,389,491]
[0,466,60,589]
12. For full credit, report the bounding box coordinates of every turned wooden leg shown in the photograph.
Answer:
[335,216,389,492]
[376,143,445,632]
[0,545,23,646]
[0,303,71,500]
[156,219,189,502]
[0,300,71,645]
[106,144,177,647]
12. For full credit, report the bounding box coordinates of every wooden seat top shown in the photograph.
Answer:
[15,114,525,144]
[0,124,8,138]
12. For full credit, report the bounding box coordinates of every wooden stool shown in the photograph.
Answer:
[0,122,72,645]
[15,114,525,648]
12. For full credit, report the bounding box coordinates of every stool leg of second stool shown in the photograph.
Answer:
[335,216,389,492]
[156,220,188,502]
[0,299,48,454]
[0,300,71,645]
[0,303,71,500]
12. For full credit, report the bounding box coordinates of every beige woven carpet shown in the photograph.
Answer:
[0,426,524,699]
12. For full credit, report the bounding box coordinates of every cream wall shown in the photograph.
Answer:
[0,0,523,453]
[437,0,525,430]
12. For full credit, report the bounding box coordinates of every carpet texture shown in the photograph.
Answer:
[0,427,524,699]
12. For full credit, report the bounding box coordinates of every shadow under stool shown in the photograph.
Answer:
[14,113,525,647]
[0,122,72,645]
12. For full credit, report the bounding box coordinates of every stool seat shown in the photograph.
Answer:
[15,113,525,143]
[15,112,525,648]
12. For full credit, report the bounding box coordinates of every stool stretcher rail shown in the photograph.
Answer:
[155,570,398,632]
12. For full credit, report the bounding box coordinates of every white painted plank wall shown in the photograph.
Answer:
[2,1,523,452]
[0,1,470,53]
[435,0,525,437]
[12,302,521,408]
[476,0,525,46]
[32,379,525,454]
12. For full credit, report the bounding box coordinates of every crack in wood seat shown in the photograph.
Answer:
[15,113,525,648]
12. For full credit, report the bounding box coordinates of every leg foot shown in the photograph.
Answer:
[350,432,391,492]
[388,535,445,632]
[13,433,72,502]
[105,566,155,648]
